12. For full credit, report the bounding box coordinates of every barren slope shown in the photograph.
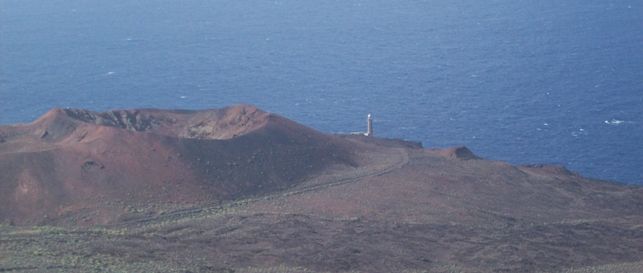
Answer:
[0,105,356,225]
[0,106,641,273]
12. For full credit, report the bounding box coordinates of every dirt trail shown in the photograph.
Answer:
[118,147,409,226]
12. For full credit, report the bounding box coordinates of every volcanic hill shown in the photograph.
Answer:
[0,105,356,225]
[0,105,642,273]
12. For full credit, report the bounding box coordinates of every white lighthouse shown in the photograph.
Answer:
[365,113,373,137]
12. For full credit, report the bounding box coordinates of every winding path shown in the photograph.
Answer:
[119,147,410,226]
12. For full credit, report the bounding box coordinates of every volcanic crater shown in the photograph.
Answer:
[0,105,641,273]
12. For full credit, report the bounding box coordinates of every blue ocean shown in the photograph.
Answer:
[1,0,641,184]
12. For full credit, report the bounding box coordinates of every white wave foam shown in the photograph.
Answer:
[604,119,625,125]
[571,128,588,137]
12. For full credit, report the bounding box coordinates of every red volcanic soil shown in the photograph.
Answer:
[1,105,642,273]
[0,105,356,225]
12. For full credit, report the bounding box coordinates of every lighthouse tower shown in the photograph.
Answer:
[365,113,373,137]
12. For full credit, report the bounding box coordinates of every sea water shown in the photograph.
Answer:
[0,0,641,184]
